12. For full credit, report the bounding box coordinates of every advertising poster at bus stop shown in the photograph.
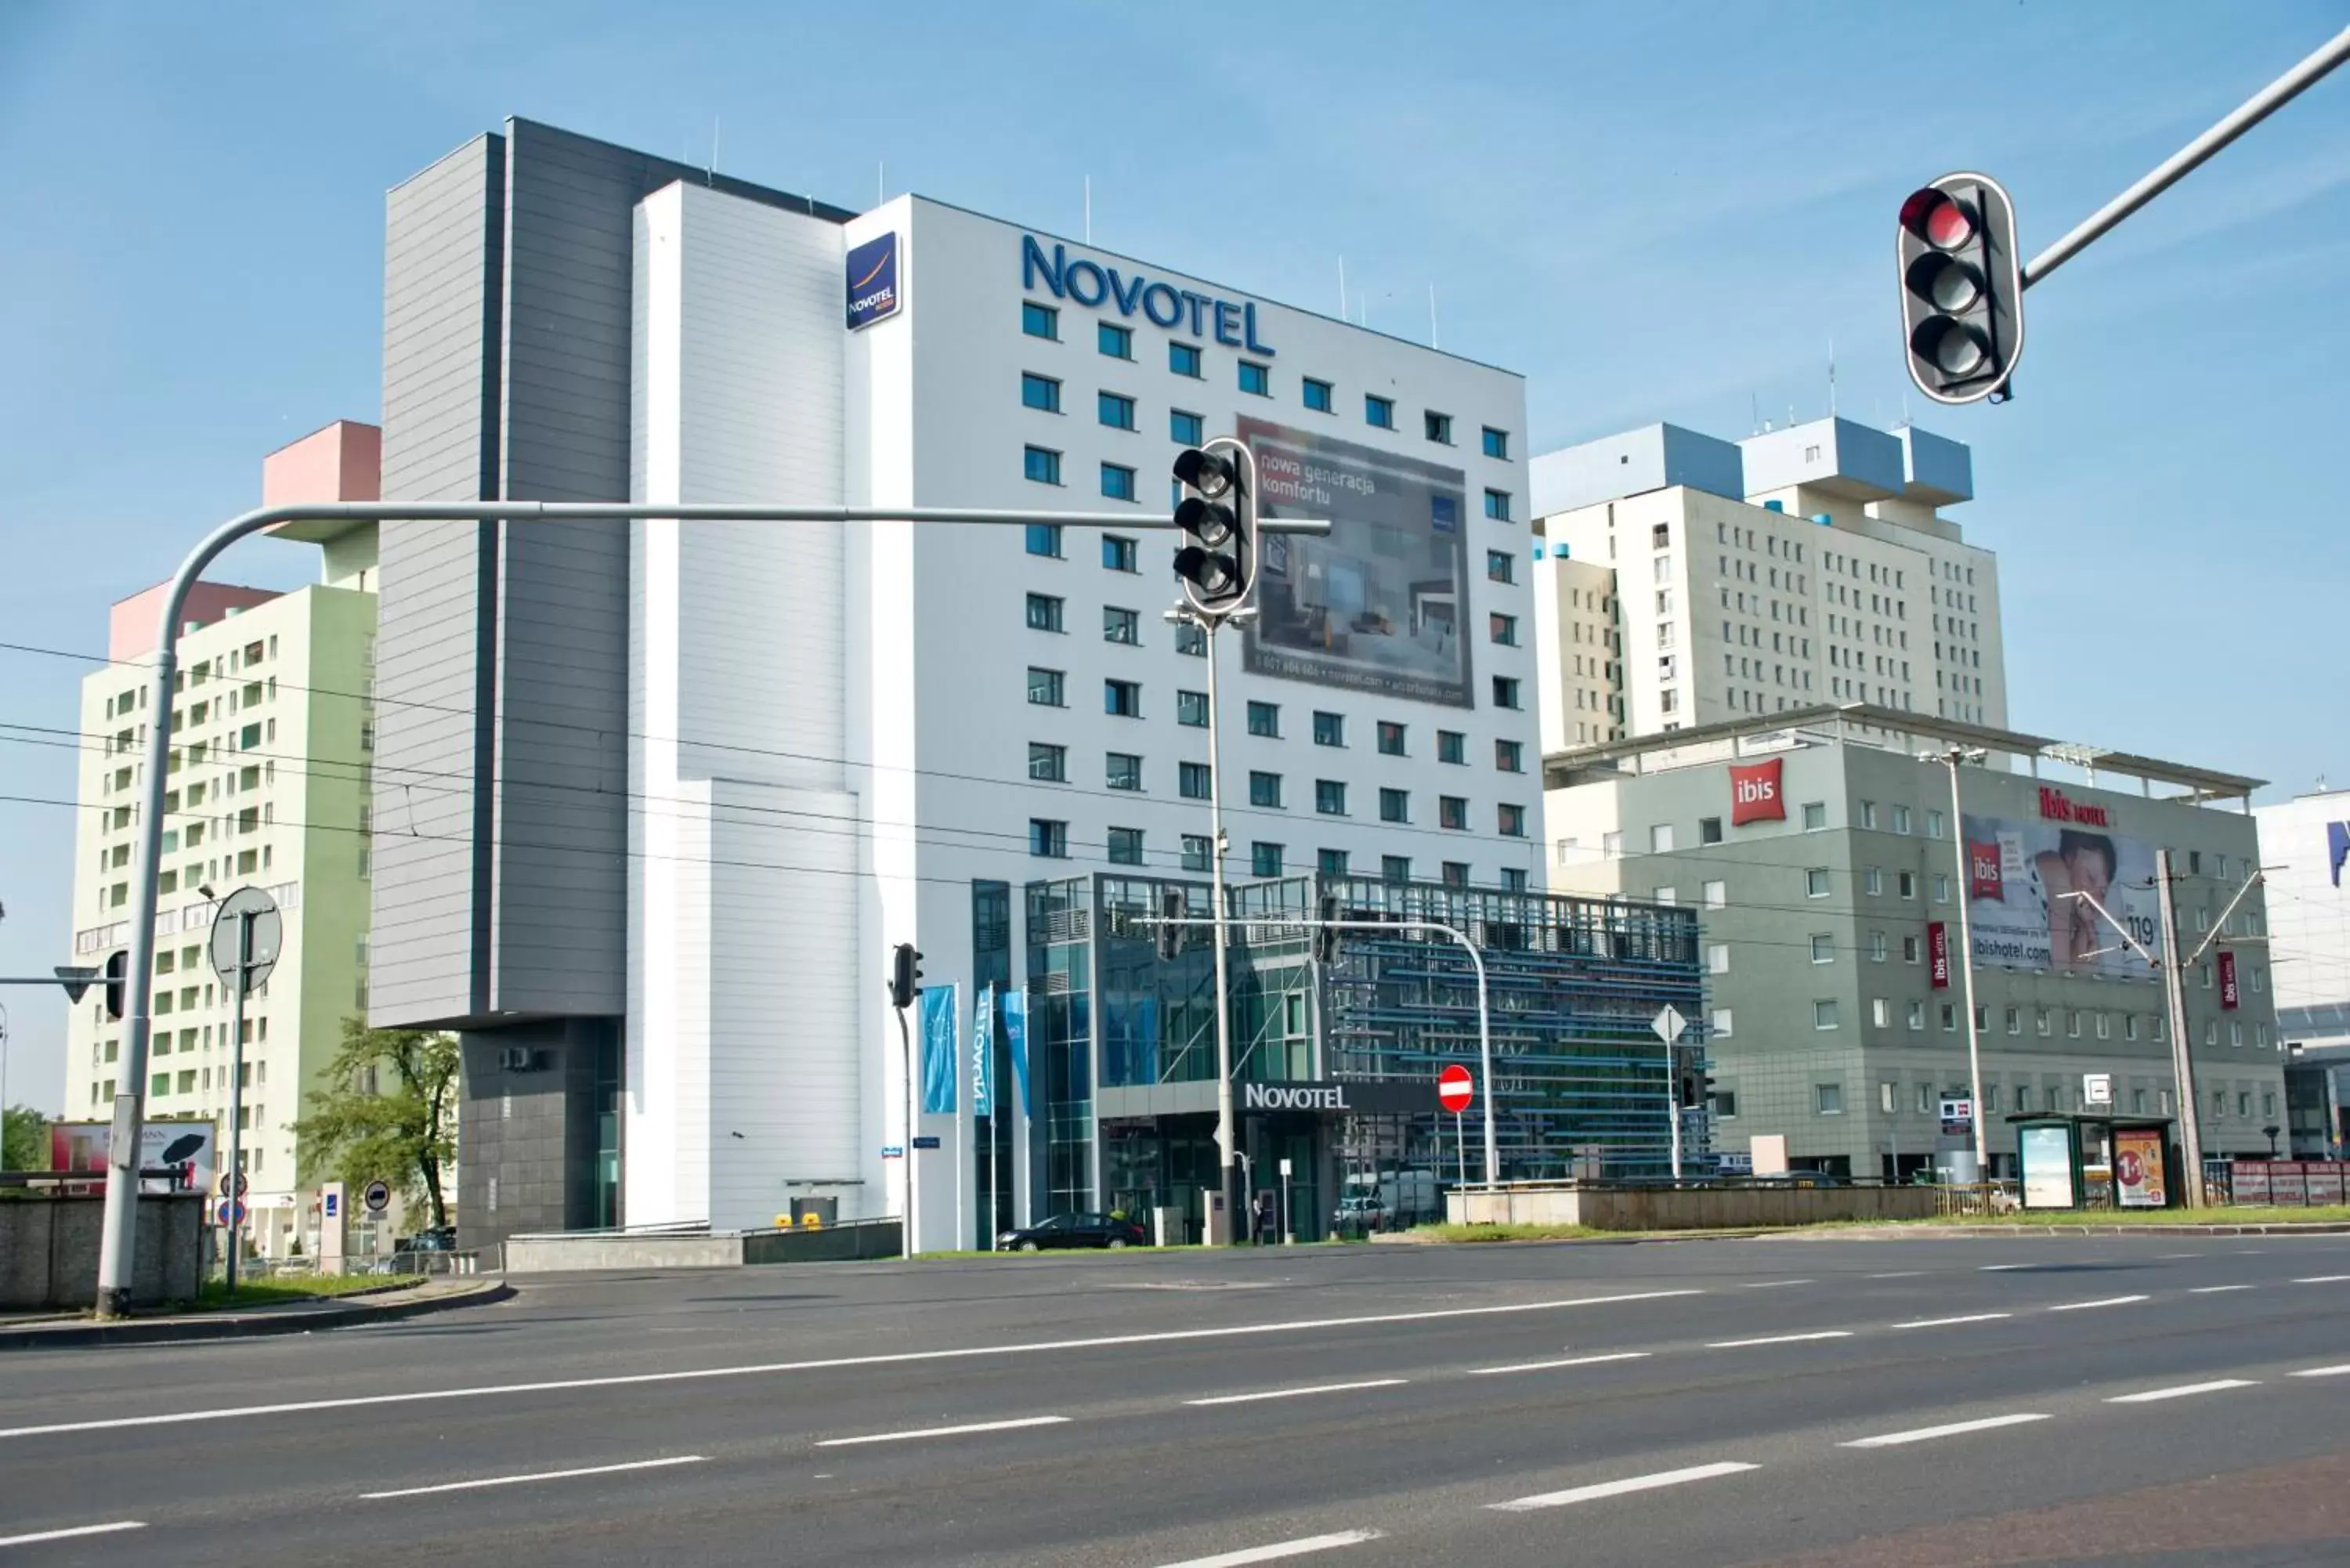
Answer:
[2019,1124,2077,1209]
[2112,1125,2167,1208]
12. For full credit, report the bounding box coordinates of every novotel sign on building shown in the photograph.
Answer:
[1022,236,1276,355]
[1241,1079,1436,1117]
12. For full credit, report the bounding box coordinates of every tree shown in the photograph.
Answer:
[292,1017,458,1229]
[2,1104,45,1175]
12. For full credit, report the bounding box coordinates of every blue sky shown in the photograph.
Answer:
[2,2,2345,1111]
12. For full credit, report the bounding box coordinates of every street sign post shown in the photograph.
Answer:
[207,886,281,1292]
[1650,1006,1688,1180]
[363,1178,392,1215]
[215,1198,245,1228]
[1438,1064,1475,1190]
[217,1171,248,1199]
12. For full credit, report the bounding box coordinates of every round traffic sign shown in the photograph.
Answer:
[207,886,284,993]
[217,1171,249,1198]
[363,1179,392,1215]
[215,1199,247,1227]
[1437,1064,1474,1115]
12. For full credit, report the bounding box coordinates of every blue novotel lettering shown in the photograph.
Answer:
[1023,236,1274,355]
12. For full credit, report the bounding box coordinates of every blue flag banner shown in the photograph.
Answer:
[973,982,996,1120]
[920,982,959,1115]
[1003,989,1032,1119]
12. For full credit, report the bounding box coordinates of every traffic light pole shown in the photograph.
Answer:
[2022,23,2350,288]
[222,916,251,1290]
[92,498,1331,1318]
[1933,747,1991,1177]
[1204,615,1242,1243]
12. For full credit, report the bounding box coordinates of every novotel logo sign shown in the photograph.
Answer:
[1022,236,1275,356]
[1240,1079,1435,1116]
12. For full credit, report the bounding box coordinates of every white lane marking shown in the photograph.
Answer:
[1842,1412,2050,1448]
[2047,1295,2149,1312]
[1867,1270,1927,1279]
[0,1288,1705,1441]
[0,1521,146,1548]
[2291,1365,2350,1378]
[1979,1263,2034,1271]
[1469,1352,1650,1376]
[1706,1331,1853,1349]
[1891,1312,2011,1329]
[1492,1460,1760,1512]
[1186,1379,1408,1407]
[2293,1274,2350,1284]
[817,1415,1069,1447]
[361,1454,705,1499]
[2189,1284,2255,1294]
[2157,1252,2203,1259]
[1741,1280,1813,1289]
[1154,1530,1383,1567]
[2107,1379,2260,1404]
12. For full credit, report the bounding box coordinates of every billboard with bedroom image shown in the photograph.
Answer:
[1960,812,2160,982]
[1237,417,1473,708]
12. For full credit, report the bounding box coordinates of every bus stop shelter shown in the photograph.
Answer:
[2008,1114,2180,1211]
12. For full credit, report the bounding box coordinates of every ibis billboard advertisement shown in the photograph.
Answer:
[1961,795,2159,982]
[1238,417,1474,709]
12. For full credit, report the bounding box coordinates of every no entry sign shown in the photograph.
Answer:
[1437,1064,1474,1115]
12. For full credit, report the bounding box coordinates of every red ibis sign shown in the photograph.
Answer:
[1728,758,1784,826]
[1437,1064,1474,1115]
[2218,949,2240,1010]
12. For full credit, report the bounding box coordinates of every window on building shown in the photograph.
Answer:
[1379,787,1409,823]
[1315,779,1347,816]
[1303,377,1333,413]
[1489,612,1519,647]
[1487,550,1515,584]
[1499,804,1527,838]
[1806,868,1831,897]
[1169,341,1202,377]
[1377,721,1407,756]
[1246,700,1280,737]
[1025,593,1065,633]
[1495,739,1524,773]
[1028,742,1067,782]
[1896,870,1916,899]
[1891,804,1912,834]
[1484,489,1512,522]
[1098,391,1137,431]
[1180,761,1211,800]
[1023,446,1062,485]
[1170,408,1205,445]
[1317,847,1350,878]
[1481,426,1509,460]
[1249,771,1283,809]
[1238,360,1271,396]
[1650,823,1676,854]
[1365,394,1394,429]
[1313,711,1345,747]
[1097,534,1140,574]
[1708,944,1730,974]
[1104,606,1140,645]
[1864,867,1885,895]
[1029,818,1068,858]
[1177,690,1209,727]
[1025,521,1064,558]
[1098,321,1133,359]
[1698,816,1724,845]
[1437,730,1466,765]
[1491,676,1522,709]
[1022,302,1059,340]
[1251,842,1285,876]
[1441,861,1471,889]
[1101,462,1137,501]
[1104,678,1141,717]
[1181,833,1212,872]
[1021,372,1061,413]
[1439,795,1469,830]
[1802,801,1828,830]
[1811,933,1835,963]
[1816,1081,1844,1112]
[1106,752,1143,792]
[1654,887,1677,907]
[1703,880,1726,909]
[1027,667,1065,707]
[1174,620,1206,657]
[1383,854,1411,883]
[1424,410,1453,444]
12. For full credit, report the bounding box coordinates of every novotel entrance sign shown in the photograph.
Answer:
[1022,236,1275,355]
[1241,1079,1436,1117]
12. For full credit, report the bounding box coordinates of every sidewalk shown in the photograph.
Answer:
[0,1277,513,1351]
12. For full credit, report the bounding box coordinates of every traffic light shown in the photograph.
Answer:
[888,943,923,1011]
[1897,172,2024,405]
[1314,892,1341,963]
[1157,888,1184,963]
[1171,438,1257,620]
[102,949,128,1021]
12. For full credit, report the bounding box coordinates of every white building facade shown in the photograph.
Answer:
[2253,788,2350,1155]
[367,121,1534,1252]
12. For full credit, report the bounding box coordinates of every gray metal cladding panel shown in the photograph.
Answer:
[382,134,501,505]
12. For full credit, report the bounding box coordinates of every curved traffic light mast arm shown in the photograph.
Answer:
[2023,23,2350,288]
[89,498,1329,1319]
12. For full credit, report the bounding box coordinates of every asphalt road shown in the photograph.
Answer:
[4,1232,2348,1565]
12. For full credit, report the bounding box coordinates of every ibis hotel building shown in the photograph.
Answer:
[363,121,1536,1252]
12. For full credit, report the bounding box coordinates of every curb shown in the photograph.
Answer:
[1788,1222,2350,1241]
[0,1279,515,1352]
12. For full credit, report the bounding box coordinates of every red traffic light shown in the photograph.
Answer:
[1901,188,1976,251]
[1896,172,2023,406]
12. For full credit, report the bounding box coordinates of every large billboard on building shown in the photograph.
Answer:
[1961,801,2160,981]
[48,1119,217,1194]
[1238,417,1473,708]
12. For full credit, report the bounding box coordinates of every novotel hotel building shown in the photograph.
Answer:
[359,120,1553,1251]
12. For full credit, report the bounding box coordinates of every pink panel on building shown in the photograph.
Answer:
[109,581,282,663]
[261,420,381,508]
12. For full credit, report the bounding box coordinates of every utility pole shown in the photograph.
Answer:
[2153,850,2206,1206]
[1930,747,1991,1177]
[1204,612,1242,1240]
[92,496,1330,1317]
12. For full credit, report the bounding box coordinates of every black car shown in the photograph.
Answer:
[996,1212,1148,1252]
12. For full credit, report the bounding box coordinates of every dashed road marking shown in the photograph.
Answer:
[1891,1313,2011,1329]
[2106,1379,2259,1404]
[2047,1295,2149,1312]
[1842,1412,2050,1448]
[362,1456,704,1500]
[1187,1380,1408,1407]
[1469,1352,1650,1376]
[817,1416,1068,1447]
[1491,1460,1760,1512]
[1706,1331,1852,1349]
[1154,1530,1384,1566]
